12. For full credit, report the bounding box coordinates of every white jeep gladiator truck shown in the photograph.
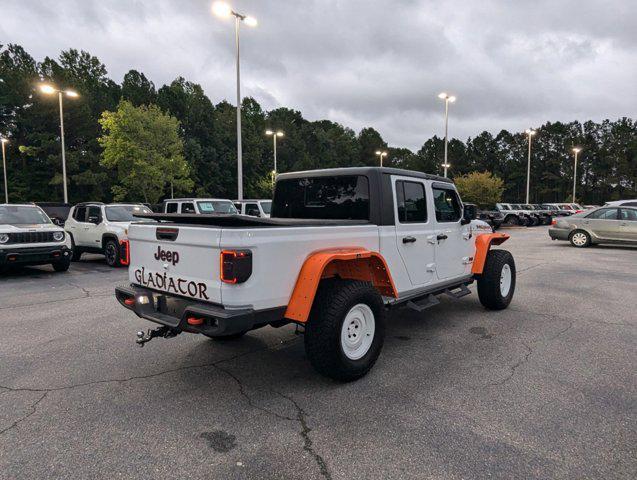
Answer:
[116,167,515,381]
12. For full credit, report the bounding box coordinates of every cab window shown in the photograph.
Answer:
[165,203,178,214]
[395,180,427,223]
[181,203,195,214]
[245,203,260,216]
[433,188,461,222]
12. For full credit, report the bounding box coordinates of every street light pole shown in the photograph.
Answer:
[375,150,387,167]
[1,139,8,203]
[39,84,78,204]
[212,2,257,201]
[525,128,536,204]
[265,130,284,175]
[58,91,69,204]
[438,93,456,178]
[234,15,243,201]
[572,147,581,203]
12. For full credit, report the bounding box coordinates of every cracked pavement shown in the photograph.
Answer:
[1,230,635,479]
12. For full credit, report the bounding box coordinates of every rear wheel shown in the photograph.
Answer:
[304,279,385,381]
[477,250,516,310]
[104,239,121,267]
[569,230,590,248]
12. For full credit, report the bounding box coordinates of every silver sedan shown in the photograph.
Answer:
[549,206,637,247]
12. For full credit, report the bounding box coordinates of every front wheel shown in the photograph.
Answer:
[52,257,71,272]
[569,230,591,248]
[477,250,516,310]
[304,279,385,382]
[104,239,121,267]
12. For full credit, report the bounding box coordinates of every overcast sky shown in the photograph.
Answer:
[2,0,636,150]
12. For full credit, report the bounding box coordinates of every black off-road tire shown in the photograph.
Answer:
[505,215,519,226]
[304,279,385,382]
[569,229,591,248]
[52,257,71,272]
[104,239,121,267]
[477,250,516,310]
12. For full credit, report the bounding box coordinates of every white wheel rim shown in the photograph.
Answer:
[572,233,587,246]
[340,303,375,360]
[500,264,512,297]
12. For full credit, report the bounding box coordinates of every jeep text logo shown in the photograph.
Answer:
[154,246,179,265]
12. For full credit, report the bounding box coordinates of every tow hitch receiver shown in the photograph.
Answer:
[136,325,179,347]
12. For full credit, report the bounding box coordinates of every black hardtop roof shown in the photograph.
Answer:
[276,166,453,184]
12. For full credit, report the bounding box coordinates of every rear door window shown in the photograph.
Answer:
[272,175,369,220]
[245,203,260,216]
[395,180,427,223]
[165,203,178,213]
[433,188,461,222]
[620,209,637,221]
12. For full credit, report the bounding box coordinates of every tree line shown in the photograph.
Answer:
[1,43,635,205]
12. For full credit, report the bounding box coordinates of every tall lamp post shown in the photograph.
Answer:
[438,92,456,178]
[375,150,388,167]
[39,84,79,204]
[524,128,536,204]
[265,130,284,175]
[1,138,8,203]
[212,2,257,201]
[572,147,582,203]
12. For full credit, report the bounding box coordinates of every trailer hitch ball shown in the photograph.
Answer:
[135,326,177,347]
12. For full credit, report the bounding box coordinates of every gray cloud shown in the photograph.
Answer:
[1,0,635,149]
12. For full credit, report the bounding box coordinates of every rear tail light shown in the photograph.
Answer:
[220,250,252,284]
[551,219,557,225]
[120,239,130,266]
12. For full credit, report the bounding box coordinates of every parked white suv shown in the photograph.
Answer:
[65,203,153,267]
[234,200,272,218]
[162,198,238,215]
[604,199,637,207]
[1,204,72,272]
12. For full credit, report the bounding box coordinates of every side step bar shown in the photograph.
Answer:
[401,281,473,313]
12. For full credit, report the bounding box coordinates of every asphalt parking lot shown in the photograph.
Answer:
[0,227,635,479]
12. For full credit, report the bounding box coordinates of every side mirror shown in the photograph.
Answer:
[461,204,477,225]
[88,215,101,224]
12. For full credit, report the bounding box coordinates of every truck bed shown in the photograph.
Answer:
[134,213,371,228]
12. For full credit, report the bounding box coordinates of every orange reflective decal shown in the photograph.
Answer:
[472,233,509,274]
[284,248,397,323]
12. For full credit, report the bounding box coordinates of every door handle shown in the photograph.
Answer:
[402,236,417,244]
[437,234,448,241]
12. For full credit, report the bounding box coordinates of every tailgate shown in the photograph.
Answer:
[128,223,222,304]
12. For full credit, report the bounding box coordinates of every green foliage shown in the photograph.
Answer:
[1,43,635,205]
[98,101,192,203]
[454,172,505,208]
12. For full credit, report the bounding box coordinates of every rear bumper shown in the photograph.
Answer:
[548,228,570,241]
[115,284,286,336]
[0,245,71,266]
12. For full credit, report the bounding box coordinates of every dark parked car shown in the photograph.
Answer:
[35,202,71,226]
[475,204,504,230]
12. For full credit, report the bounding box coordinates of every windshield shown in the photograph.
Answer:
[105,205,153,222]
[197,201,238,214]
[572,204,583,209]
[260,201,272,214]
[0,205,52,225]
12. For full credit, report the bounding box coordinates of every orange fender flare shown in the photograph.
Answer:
[284,248,397,323]
[472,233,510,274]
